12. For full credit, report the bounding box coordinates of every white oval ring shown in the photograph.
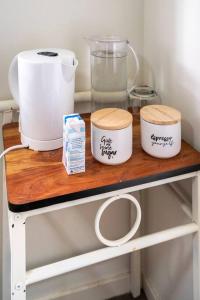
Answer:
[95,194,141,247]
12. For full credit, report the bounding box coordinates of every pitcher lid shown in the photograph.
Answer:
[87,35,128,43]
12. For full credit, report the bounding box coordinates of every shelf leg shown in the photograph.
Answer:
[9,212,26,300]
[2,187,11,300]
[192,171,200,300]
[130,191,141,298]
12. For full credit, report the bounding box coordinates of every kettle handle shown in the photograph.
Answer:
[8,55,19,104]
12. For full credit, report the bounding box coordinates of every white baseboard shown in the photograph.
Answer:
[143,275,161,300]
[38,272,130,300]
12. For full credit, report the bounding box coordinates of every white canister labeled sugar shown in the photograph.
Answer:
[140,105,181,158]
[91,108,133,165]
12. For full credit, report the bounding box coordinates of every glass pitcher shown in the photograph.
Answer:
[87,35,139,111]
[129,85,160,113]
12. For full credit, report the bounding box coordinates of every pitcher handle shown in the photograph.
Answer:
[128,43,140,93]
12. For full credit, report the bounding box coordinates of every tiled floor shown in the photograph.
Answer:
[108,291,147,300]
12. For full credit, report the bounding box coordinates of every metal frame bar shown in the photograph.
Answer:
[4,170,200,300]
[192,172,200,300]
[9,211,26,300]
[130,191,141,298]
[2,162,11,300]
[26,223,198,286]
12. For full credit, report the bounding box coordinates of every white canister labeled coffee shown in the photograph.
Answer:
[91,108,133,165]
[140,105,181,158]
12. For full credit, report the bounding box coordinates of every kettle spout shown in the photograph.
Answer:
[62,58,78,82]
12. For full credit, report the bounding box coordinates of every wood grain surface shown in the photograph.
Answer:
[3,113,200,211]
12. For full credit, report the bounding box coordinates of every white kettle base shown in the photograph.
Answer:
[21,132,63,151]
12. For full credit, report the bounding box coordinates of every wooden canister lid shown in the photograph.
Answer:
[91,108,133,130]
[140,105,181,125]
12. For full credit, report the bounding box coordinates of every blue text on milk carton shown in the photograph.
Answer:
[63,114,85,175]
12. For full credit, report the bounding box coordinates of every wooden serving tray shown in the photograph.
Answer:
[3,114,200,212]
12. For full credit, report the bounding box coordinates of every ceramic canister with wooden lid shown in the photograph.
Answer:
[140,105,181,158]
[91,108,133,165]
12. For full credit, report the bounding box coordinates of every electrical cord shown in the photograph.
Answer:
[0,144,29,160]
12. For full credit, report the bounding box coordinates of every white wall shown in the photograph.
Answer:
[143,0,200,150]
[143,1,200,299]
[0,1,144,299]
[0,0,143,99]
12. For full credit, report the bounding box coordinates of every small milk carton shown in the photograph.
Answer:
[63,114,85,175]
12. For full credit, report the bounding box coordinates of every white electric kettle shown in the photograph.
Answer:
[9,48,78,151]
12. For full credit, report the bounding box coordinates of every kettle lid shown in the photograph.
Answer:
[18,48,76,65]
